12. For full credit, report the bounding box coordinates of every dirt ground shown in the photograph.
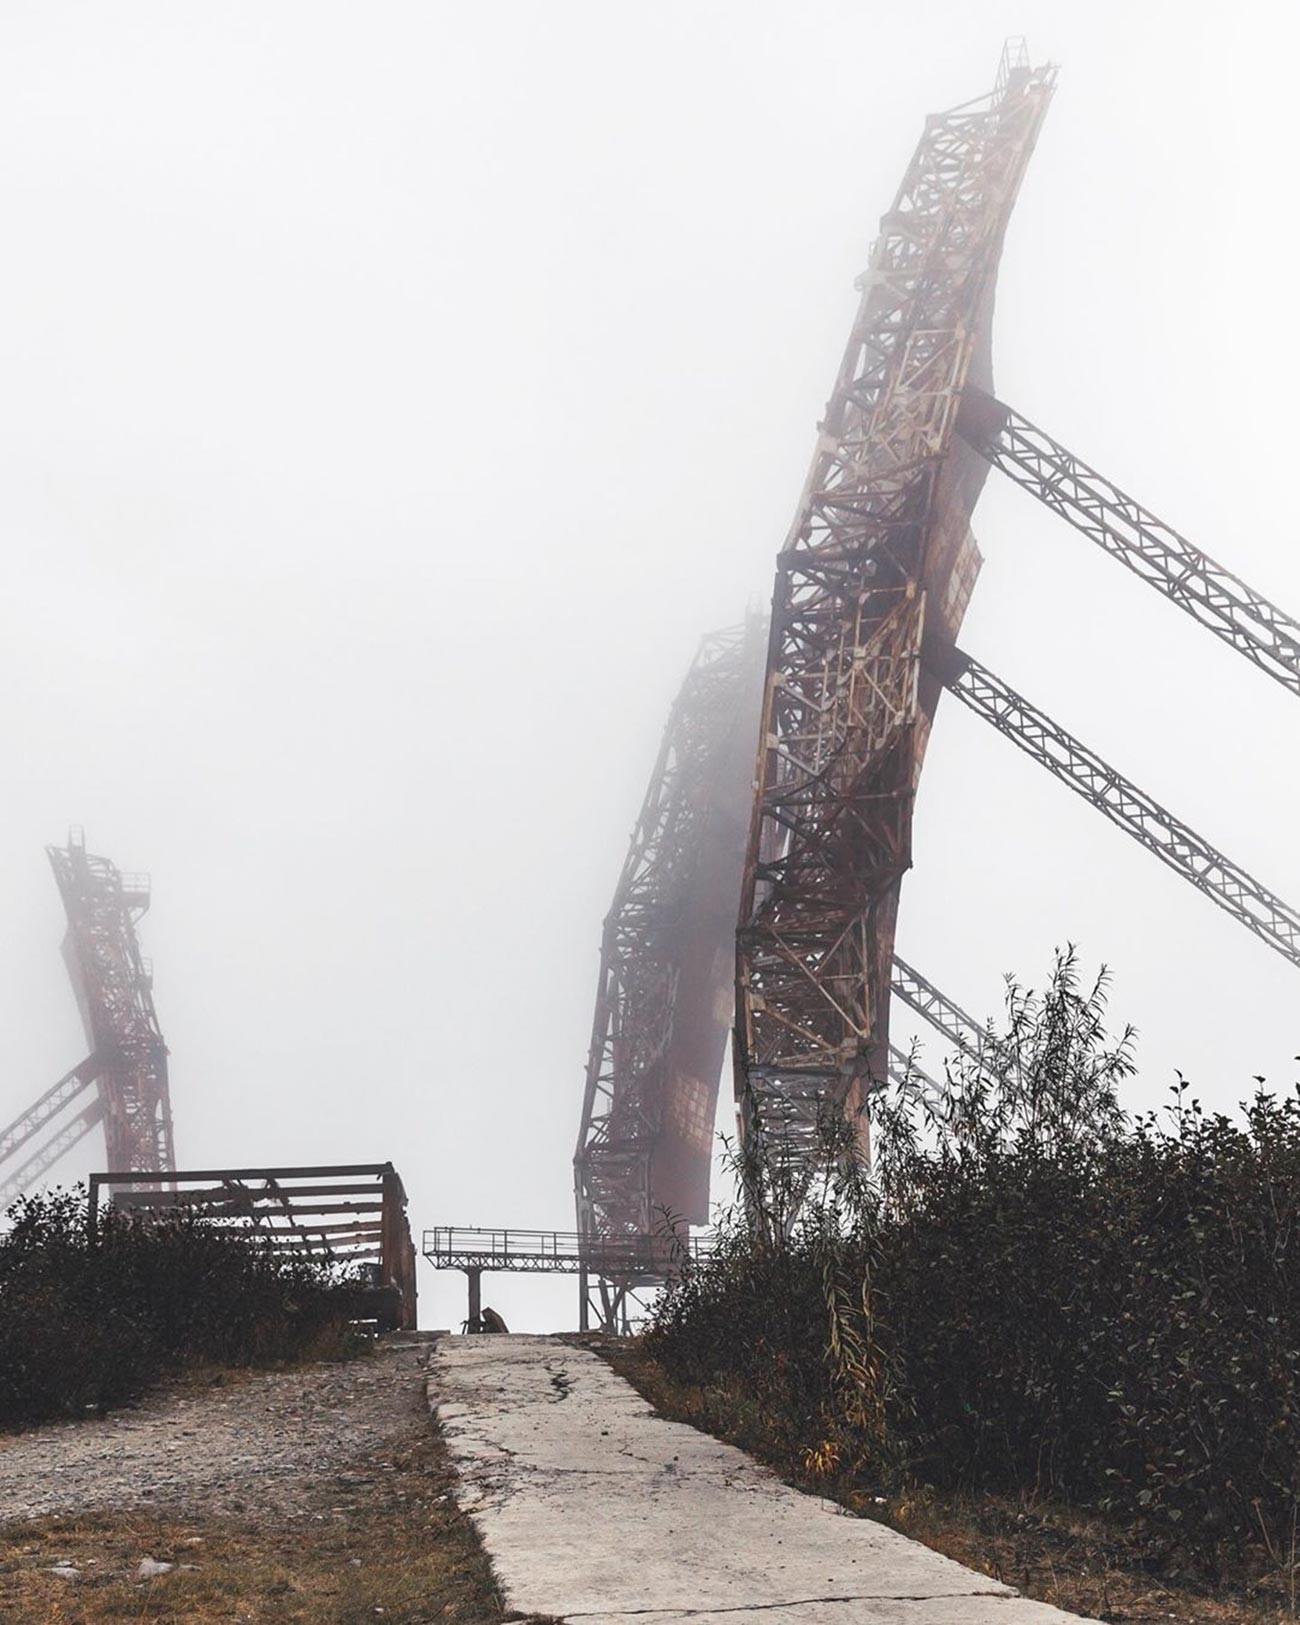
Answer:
[0,1336,502,1625]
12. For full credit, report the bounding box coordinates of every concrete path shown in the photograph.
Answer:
[430,1335,1098,1625]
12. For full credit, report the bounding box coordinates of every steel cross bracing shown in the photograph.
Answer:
[0,1100,105,1212]
[891,955,985,1064]
[735,49,1055,1183]
[949,653,1300,969]
[958,390,1300,699]
[47,833,174,1178]
[0,1052,99,1172]
[575,620,764,1260]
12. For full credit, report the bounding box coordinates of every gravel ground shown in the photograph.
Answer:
[0,1335,434,1525]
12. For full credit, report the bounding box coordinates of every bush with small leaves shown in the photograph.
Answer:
[0,1190,359,1427]
[647,950,1300,1572]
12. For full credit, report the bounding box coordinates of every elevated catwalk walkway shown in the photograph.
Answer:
[422,1227,710,1333]
[423,1226,708,1275]
[430,1335,1098,1624]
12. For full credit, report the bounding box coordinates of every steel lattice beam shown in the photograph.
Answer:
[949,652,1300,969]
[890,956,985,1063]
[0,1052,99,1173]
[0,1100,105,1212]
[47,832,174,1178]
[735,46,1055,1184]
[575,619,764,1260]
[958,389,1300,699]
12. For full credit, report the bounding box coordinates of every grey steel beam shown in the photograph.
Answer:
[959,389,1300,699]
[0,1100,105,1212]
[0,1053,99,1173]
[949,652,1300,969]
[891,958,986,1063]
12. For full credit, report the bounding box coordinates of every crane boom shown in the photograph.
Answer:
[734,47,1055,1186]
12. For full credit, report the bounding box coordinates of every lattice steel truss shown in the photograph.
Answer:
[735,46,1054,1181]
[0,1054,104,1211]
[47,831,174,1179]
[575,620,765,1258]
[959,390,1300,698]
[949,653,1300,969]
[891,955,985,1065]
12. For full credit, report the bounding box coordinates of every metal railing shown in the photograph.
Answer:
[422,1225,711,1277]
[89,1162,418,1330]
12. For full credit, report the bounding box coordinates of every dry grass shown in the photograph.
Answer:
[594,1337,1300,1625]
[0,1426,503,1625]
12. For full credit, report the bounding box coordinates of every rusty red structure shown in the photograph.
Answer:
[50,831,175,1178]
[729,39,1300,1194]
[573,618,764,1327]
[0,831,174,1209]
[733,45,1055,1182]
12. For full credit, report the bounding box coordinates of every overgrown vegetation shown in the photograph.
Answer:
[0,1191,359,1427]
[647,951,1300,1584]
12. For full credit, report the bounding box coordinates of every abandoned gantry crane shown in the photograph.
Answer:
[0,830,174,1209]
[437,40,1300,1326]
[731,35,1300,1197]
[595,39,1300,1239]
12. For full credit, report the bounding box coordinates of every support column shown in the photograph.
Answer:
[466,1266,482,1333]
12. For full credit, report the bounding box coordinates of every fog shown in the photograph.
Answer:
[0,2,1295,1331]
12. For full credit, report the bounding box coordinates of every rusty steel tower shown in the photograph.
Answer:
[574,619,764,1323]
[48,830,174,1176]
[733,45,1055,1181]
[0,832,174,1209]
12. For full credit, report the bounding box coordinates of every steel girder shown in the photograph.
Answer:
[0,1052,99,1173]
[47,832,174,1178]
[959,390,1300,699]
[949,653,1300,969]
[0,1099,105,1212]
[891,955,985,1063]
[575,620,765,1255]
[734,47,1055,1183]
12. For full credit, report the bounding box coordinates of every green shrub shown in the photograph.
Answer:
[647,951,1300,1569]
[0,1190,358,1427]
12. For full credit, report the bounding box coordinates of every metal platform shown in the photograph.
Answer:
[422,1226,710,1334]
[423,1226,708,1277]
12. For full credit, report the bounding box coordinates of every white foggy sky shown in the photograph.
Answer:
[0,2,1295,1330]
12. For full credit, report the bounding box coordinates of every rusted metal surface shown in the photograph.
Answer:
[574,617,765,1257]
[48,829,174,1180]
[88,1162,417,1331]
[734,44,1054,1190]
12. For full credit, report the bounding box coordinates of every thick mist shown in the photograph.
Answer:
[0,2,1293,1331]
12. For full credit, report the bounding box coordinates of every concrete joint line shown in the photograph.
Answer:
[560,1588,1017,1616]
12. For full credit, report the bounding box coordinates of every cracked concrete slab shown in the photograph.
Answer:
[430,1336,1099,1625]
